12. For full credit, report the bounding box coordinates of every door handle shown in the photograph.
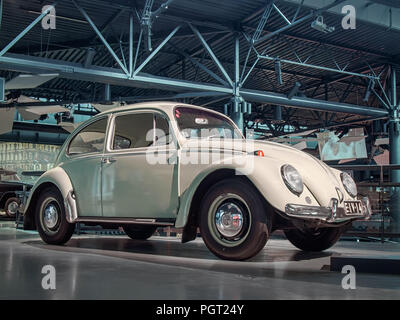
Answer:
[167,154,178,165]
[102,157,116,164]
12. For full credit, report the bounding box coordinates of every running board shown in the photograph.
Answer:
[75,217,175,226]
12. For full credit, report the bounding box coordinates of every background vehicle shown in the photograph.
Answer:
[0,169,34,217]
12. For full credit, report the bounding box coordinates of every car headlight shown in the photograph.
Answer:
[341,172,357,197]
[281,164,303,195]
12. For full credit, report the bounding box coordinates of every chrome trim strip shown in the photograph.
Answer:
[75,217,174,226]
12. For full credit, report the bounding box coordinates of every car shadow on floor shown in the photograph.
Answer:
[23,236,347,283]
[25,236,332,263]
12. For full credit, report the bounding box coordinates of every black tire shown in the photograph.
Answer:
[123,225,157,240]
[4,197,19,217]
[199,178,271,261]
[284,226,346,252]
[35,187,75,245]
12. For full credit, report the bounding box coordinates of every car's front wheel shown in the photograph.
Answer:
[5,197,19,217]
[284,226,347,252]
[199,178,271,261]
[35,187,75,245]
[123,225,158,240]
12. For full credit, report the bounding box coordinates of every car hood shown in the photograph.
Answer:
[183,138,346,205]
[252,140,339,177]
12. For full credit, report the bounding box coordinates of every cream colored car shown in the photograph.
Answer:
[22,102,371,260]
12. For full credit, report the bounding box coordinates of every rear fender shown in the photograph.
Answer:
[23,167,78,230]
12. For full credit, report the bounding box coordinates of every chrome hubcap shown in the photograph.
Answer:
[215,202,244,238]
[215,202,243,238]
[208,193,251,247]
[43,203,59,229]
[7,201,18,214]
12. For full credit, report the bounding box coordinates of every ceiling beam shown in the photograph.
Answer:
[0,53,389,117]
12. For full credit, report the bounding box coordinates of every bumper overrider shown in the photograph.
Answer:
[285,197,372,224]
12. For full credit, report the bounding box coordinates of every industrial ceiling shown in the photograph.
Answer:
[0,0,399,138]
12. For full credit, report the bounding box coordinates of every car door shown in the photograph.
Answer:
[61,116,109,217]
[101,110,179,219]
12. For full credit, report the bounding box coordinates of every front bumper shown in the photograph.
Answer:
[285,197,372,224]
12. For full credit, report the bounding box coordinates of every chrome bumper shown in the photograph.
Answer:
[285,197,372,224]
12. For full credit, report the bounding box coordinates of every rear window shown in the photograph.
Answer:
[174,106,242,139]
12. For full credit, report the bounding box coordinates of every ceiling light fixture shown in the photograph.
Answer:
[288,82,302,100]
[311,15,335,33]
[363,78,375,102]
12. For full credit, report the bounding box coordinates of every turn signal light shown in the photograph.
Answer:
[254,150,264,157]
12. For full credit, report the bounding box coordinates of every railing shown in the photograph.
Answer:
[332,164,400,242]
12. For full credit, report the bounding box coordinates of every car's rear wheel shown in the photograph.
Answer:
[199,178,271,261]
[284,226,347,252]
[5,197,19,217]
[35,187,75,245]
[122,225,158,240]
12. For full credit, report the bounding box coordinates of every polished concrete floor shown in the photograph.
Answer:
[0,222,399,299]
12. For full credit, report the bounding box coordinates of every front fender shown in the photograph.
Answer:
[175,154,320,229]
[176,164,238,228]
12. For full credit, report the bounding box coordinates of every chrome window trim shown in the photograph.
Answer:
[105,108,179,154]
[65,114,110,159]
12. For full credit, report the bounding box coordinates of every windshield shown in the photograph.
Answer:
[174,106,243,140]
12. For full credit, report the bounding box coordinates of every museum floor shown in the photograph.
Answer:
[0,221,399,300]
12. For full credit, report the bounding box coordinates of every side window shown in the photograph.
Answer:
[154,114,172,146]
[68,118,108,155]
[112,113,154,150]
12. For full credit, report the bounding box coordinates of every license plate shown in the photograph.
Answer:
[344,201,363,215]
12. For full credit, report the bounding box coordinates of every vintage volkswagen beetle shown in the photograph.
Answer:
[22,102,371,260]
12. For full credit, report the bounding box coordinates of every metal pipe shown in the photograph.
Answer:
[234,36,239,93]
[275,105,283,121]
[129,12,134,77]
[0,0,3,30]
[389,65,400,234]
[273,4,291,25]
[104,84,111,101]
[255,11,313,44]
[0,2,57,57]
[133,25,181,77]
[258,54,379,80]
[169,44,228,86]
[134,29,143,72]
[0,52,389,117]
[72,0,129,75]
[84,47,96,68]
[241,88,388,117]
[189,23,233,87]
[232,36,243,132]
[4,92,228,109]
